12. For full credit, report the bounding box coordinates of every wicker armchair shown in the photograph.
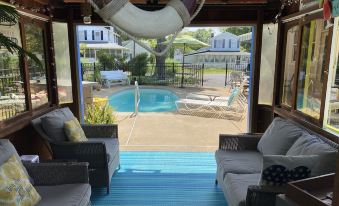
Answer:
[217,133,286,206]
[31,109,120,194]
[23,162,91,206]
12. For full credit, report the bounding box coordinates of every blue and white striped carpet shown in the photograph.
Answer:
[91,152,227,206]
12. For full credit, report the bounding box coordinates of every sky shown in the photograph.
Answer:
[182,27,222,35]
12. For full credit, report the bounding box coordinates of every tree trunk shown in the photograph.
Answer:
[155,37,166,80]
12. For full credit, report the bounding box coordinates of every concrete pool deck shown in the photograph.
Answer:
[93,86,247,152]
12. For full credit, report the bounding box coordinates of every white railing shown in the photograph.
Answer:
[134,81,140,116]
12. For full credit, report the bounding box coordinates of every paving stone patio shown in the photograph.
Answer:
[93,85,247,152]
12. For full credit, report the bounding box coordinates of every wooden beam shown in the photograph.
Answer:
[63,0,268,4]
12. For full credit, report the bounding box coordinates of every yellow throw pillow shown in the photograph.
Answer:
[0,155,41,206]
[64,118,88,142]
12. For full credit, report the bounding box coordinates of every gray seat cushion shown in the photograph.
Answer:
[257,117,303,155]
[215,150,262,181]
[35,183,91,206]
[40,108,75,142]
[223,173,261,206]
[88,138,119,163]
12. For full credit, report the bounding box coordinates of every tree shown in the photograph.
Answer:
[193,28,212,44]
[220,26,252,52]
[155,37,167,79]
[220,26,252,35]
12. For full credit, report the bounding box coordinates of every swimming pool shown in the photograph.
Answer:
[108,88,179,112]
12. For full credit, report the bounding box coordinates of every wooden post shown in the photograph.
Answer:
[67,8,81,119]
[249,9,264,133]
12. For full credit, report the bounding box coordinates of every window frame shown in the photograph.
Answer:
[20,17,53,113]
[0,11,57,131]
[278,12,333,126]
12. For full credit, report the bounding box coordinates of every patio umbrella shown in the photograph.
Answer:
[172,35,210,65]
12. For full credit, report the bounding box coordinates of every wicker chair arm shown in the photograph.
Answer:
[23,162,89,186]
[81,124,118,138]
[219,133,263,151]
[246,185,287,206]
[51,142,107,168]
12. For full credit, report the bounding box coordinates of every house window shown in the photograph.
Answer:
[79,31,85,41]
[215,39,223,48]
[296,19,328,119]
[101,31,104,40]
[84,30,87,40]
[92,30,94,40]
[24,22,49,109]
[281,25,299,107]
[214,39,217,48]
[222,39,225,48]
[94,30,101,41]
[237,40,240,48]
[0,23,27,121]
[229,39,231,48]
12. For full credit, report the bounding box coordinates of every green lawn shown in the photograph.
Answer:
[203,68,243,74]
[203,68,226,74]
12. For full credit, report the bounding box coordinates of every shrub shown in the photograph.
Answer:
[96,50,127,70]
[85,102,116,124]
[128,53,149,76]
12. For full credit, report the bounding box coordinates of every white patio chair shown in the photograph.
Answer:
[175,87,246,120]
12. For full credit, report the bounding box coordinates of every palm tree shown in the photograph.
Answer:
[0,4,41,66]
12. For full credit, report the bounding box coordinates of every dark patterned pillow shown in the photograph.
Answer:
[260,155,319,186]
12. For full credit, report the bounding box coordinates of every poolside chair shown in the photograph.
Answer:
[176,87,246,120]
[186,82,248,104]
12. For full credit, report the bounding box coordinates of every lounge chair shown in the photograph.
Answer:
[176,88,246,120]
[100,70,129,87]
[31,107,120,194]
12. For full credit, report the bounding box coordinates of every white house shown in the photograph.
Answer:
[122,40,151,60]
[78,26,129,62]
[181,32,251,68]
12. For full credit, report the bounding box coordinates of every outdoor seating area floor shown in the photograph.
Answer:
[91,152,228,206]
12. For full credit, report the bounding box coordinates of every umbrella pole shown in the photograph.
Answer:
[181,44,186,88]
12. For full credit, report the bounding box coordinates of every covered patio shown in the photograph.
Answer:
[0,0,339,206]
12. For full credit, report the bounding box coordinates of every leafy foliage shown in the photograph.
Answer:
[0,4,42,68]
[128,53,149,76]
[96,50,127,70]
[85,102,116,124]
[193,28,213,44]
[220,26,252,36]
[0,5,19,26]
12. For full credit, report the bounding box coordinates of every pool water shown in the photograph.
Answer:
[108,88,179,112]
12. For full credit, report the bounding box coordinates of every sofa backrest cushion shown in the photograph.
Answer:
[40,108,75,142]
[257,117,303,155]
[286,132,337,155]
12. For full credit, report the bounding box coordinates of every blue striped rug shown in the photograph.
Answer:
[91,152,227,206]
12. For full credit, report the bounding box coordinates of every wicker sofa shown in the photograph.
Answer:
[215,117,338,206]
[0,139,91,206]
[31,107,120,194]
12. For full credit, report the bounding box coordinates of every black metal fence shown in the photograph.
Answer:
[81,63,204,88]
